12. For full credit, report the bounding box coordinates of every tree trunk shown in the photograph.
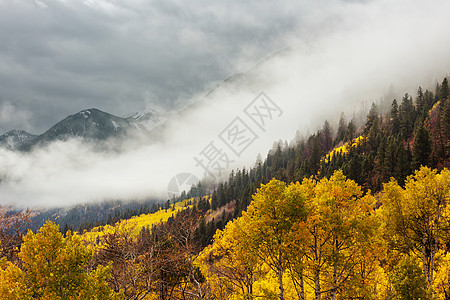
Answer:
[331,263,337,300]
[422,231,428,282]
[314,232,321,300]
[278,248,285,300]
[245,274,254,300]
[315,271,321,300]
[430,223,440,296]
[300,273,305,300]
[192,271,203,299]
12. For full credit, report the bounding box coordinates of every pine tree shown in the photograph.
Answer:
[440,78,449,100]
[416,86,425,114]
[390,99,400,136]
[412,124,432,169]
[399,93,416,140]
[321,120,333,153]
[335,113,347,146]
[364,103,379,134]
[309,133,323,174]
[443,98,450,158]
[347,120,356,142]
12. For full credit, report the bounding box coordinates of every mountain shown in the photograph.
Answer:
[2,108,165,151]
[0,130,36,150]
[49,108,135,137]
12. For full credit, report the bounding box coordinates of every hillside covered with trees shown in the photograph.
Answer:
[0,77,449,299]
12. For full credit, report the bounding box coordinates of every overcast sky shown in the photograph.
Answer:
[0,0,319,134]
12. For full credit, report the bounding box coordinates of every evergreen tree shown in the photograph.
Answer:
[390,99,400,136]
[412,124,432,169]
[399,93,415,140]
[334,112,347,146]
[443,98,450,158]
[347,120,356,142]
[321,120,333,153]
[440,77,449,100]
[424,89,435,111]
[309,134,323,174]
[416,86,425,114]
[364,103,379,134]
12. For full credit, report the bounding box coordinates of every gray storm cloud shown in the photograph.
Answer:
[1,0,450,207]
[0,0,307,134]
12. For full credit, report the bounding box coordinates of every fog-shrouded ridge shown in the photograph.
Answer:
[1,0,450,208]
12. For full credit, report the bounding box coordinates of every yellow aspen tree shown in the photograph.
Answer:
[0,256,30,300]
[300,171,382,300]
[242,179,307,300]
[381,167,450,295]
[198,217,264,299]
[1,221,122,300]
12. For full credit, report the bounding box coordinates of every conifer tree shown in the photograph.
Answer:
[347,120,356,142]
[412,123,432,169]
[364,103,379,134]
[334,113,347,146]
[399,93,415,140]
[321,120,333,153]
[390,99,400,136]
[440,78,449,100]
[416,87,425,114]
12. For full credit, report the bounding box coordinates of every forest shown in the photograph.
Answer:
[0,77,449,299]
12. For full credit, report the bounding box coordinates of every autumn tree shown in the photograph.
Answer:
[0,221,121,299]
[95,224,153,300]
[300,171,382,300]
[242,179,307,300]
[162,210,205,299]
[199,217,264,299]
[381,167,450,294]
[95,210,204,300]
[0,209,31,262]
[391,256,429,300]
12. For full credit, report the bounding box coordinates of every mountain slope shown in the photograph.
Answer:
[126,108,166,132]
[0,130,36,150]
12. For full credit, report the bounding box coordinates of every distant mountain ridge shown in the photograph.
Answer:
[0,107,165,151]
